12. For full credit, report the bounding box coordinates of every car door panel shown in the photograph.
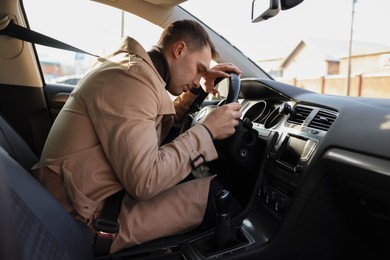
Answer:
[43,83,73,120]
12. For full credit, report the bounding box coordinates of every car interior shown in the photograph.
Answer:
[1,0,390,259]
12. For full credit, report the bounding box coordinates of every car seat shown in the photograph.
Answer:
[0,113,38,173]
[0,113,209,259]
[0,113,94,259]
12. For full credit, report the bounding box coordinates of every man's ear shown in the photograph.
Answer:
[172,41,187,59]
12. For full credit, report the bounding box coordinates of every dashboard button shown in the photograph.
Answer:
[294,165,303,173]
[275,198,288,212]
[266,191,277,205]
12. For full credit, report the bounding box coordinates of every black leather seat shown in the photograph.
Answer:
[0,113,38,173]
[0,147,94,259]
[0,114,94,259]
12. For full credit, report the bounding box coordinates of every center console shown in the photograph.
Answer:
[259,132,318,218]
[257,104,334,219]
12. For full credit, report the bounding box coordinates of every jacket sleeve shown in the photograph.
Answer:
[172,91,198,123]
[83,62,217,200]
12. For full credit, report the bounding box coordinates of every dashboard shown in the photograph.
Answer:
[205,77,390,258]
[240,93,338,218]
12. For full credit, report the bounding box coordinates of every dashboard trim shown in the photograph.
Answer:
[324,148,390,178]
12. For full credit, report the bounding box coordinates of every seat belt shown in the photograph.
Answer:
[0,15,99,58]
[94,190,125,256]
[1,16,124,256]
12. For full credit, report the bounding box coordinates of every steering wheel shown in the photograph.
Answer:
[221,72,241,104]
[177,72,262,173]
[190,73,241,127]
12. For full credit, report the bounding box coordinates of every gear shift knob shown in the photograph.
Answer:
[213,189,231,215]
[195,189,246,254]
[213,189,234,250]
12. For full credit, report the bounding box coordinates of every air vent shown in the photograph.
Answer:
[308,110,337,131]
[287,106,313,125]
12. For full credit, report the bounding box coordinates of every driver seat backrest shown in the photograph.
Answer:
[0,113,38,173]
[0,146,95,260]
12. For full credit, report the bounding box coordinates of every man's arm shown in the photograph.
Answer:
[172,90,199,123]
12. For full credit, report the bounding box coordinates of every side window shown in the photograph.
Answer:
[23,0,162,85]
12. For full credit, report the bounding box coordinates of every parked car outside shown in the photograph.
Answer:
[51,74,83,86]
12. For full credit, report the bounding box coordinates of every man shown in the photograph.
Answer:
[33,19,242,253]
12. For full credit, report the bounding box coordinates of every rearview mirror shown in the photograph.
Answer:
[251,0,280,23]
[251,0,304,23]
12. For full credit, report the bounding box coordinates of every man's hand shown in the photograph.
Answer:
[202,102,242,140]
[202,63,242,97]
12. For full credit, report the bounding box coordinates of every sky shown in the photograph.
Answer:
[24,0,390,62]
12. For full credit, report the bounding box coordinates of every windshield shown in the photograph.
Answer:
[182,0,390,98]
[182,0,390,66]
[24,0,390,98]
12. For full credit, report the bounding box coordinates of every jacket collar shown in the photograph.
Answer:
[117,37,151,60]
[116,37,161,80]
[116,36,175,116]
[118,36,170,86]
[117,37,171,88]
[147,46,170,87]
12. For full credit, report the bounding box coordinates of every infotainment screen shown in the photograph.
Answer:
[279,135,307,166]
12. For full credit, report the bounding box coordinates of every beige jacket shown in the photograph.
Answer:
[33,37,218,252]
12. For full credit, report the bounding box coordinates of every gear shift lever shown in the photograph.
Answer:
[213,189,235,250]
[194,189,248,256]
[214,189,231,215]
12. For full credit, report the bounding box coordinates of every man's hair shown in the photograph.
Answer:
[157,19,218,59]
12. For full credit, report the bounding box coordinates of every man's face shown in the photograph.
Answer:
[166,42,212,96]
